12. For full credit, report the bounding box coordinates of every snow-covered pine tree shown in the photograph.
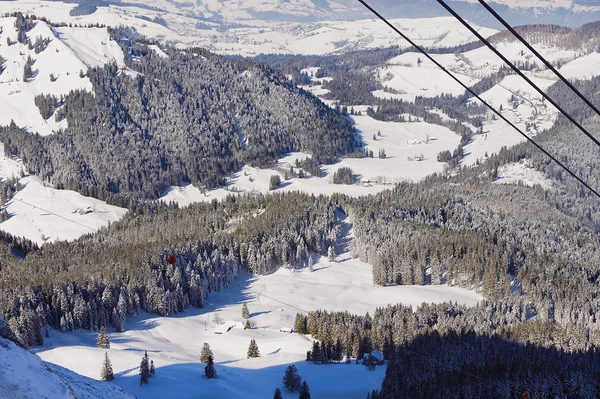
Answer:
[282,364,302,392]
[200,342,213,363]
[298,381,311,399]
[97,326,110,349]
[273,388,283,399]
[364,354,377,370]
[150,360,155,376]
[308,257,314,272]
[242,302,249,319]
[244,319,251,330]
[247,339,260,358]
[327,246,335,262]
[100,352,114,381]
[204,355,216,379]
[139,351,150,386]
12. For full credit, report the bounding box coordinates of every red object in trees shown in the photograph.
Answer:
[168,256,176,265]
[522,393,530,399]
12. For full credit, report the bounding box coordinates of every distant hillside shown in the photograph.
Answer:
[0,15,354,201]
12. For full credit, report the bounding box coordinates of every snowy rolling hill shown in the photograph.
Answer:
[34,217,482,399]
[0,17,128,244]
[0,314,133,399]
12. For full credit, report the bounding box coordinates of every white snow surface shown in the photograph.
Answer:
[160,113,461,205]
[0,17,125,136]
[494,159,553,189]
[0,2,497,56]
[0,144,127,245]
[36,217,482,399]
[0,336,133,399]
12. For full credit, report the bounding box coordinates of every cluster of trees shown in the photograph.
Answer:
[0,192,341,346]
[1,33,354,201]
[332,167,354,184]
[22,56,35,82]
[296,303,600,397]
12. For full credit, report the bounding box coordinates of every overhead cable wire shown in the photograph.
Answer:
[357,0,600,200]
[477,0,600,119]
[435,0,600,152]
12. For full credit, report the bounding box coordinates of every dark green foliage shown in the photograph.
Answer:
[204,355,216,379]
[14,12,34,45]
[34,94,60,120]
[273,388,283,399]
[294,314,307,334]
[0,38,354,201]
[282,364,302,392]
[23,56,35,82]
[33,36,50,54]
[200,343,212,363]
[332,167,354,184]
[139,351,150,386]
[247,339,260,358]
[100,352,114,381]
[269,175,281,191]
[96,326,109,349]
[0,192,340,338]
[298,381,310,399]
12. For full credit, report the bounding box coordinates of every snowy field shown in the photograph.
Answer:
[0,1,497,56]
[0,143,127,245]
[0,17,125,136]
[0,336,133,399]
[35,218,482,399]
[494,159,553,189]
[160,112,462,205]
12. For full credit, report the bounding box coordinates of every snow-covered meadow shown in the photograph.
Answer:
[36,218,482,399]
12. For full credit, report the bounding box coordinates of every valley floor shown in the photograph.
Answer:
[35,217,481,399]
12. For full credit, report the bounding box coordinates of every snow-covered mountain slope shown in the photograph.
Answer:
[35,217,482,399]
[0,335,134,399]
[0,2,498,56]
[0,143,127,245]
[0,17,125,136]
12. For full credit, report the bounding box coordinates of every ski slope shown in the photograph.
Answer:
[0,17,125,136]
[35,217,482,399]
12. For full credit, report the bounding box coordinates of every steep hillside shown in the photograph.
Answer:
[0,15,126,136]
[0,316,133,399]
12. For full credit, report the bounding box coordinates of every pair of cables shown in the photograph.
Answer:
[359,0,600,200]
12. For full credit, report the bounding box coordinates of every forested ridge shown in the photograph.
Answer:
[0,23,354,202]
[0,192,339,346]
[4,13,600,397]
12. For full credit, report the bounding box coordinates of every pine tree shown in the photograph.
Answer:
[365,354,377,370]
[327,246,335,262]
[244,319,252,330]
[139,351,150,386]
[200,342,213,363]
[100,352,114,381]
[311,341,321,363]
[150,360,155,376]
[247,339,260,358]
[308,257,314,272]
[282,364,302,392]
[204,355,216,379]
[242,302,249,319]
[298,381,311,399]
[97,326,110,349]
[273,388,283,399]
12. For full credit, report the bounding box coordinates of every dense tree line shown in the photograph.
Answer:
[0,33,354,201]
[0,192,341,346]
